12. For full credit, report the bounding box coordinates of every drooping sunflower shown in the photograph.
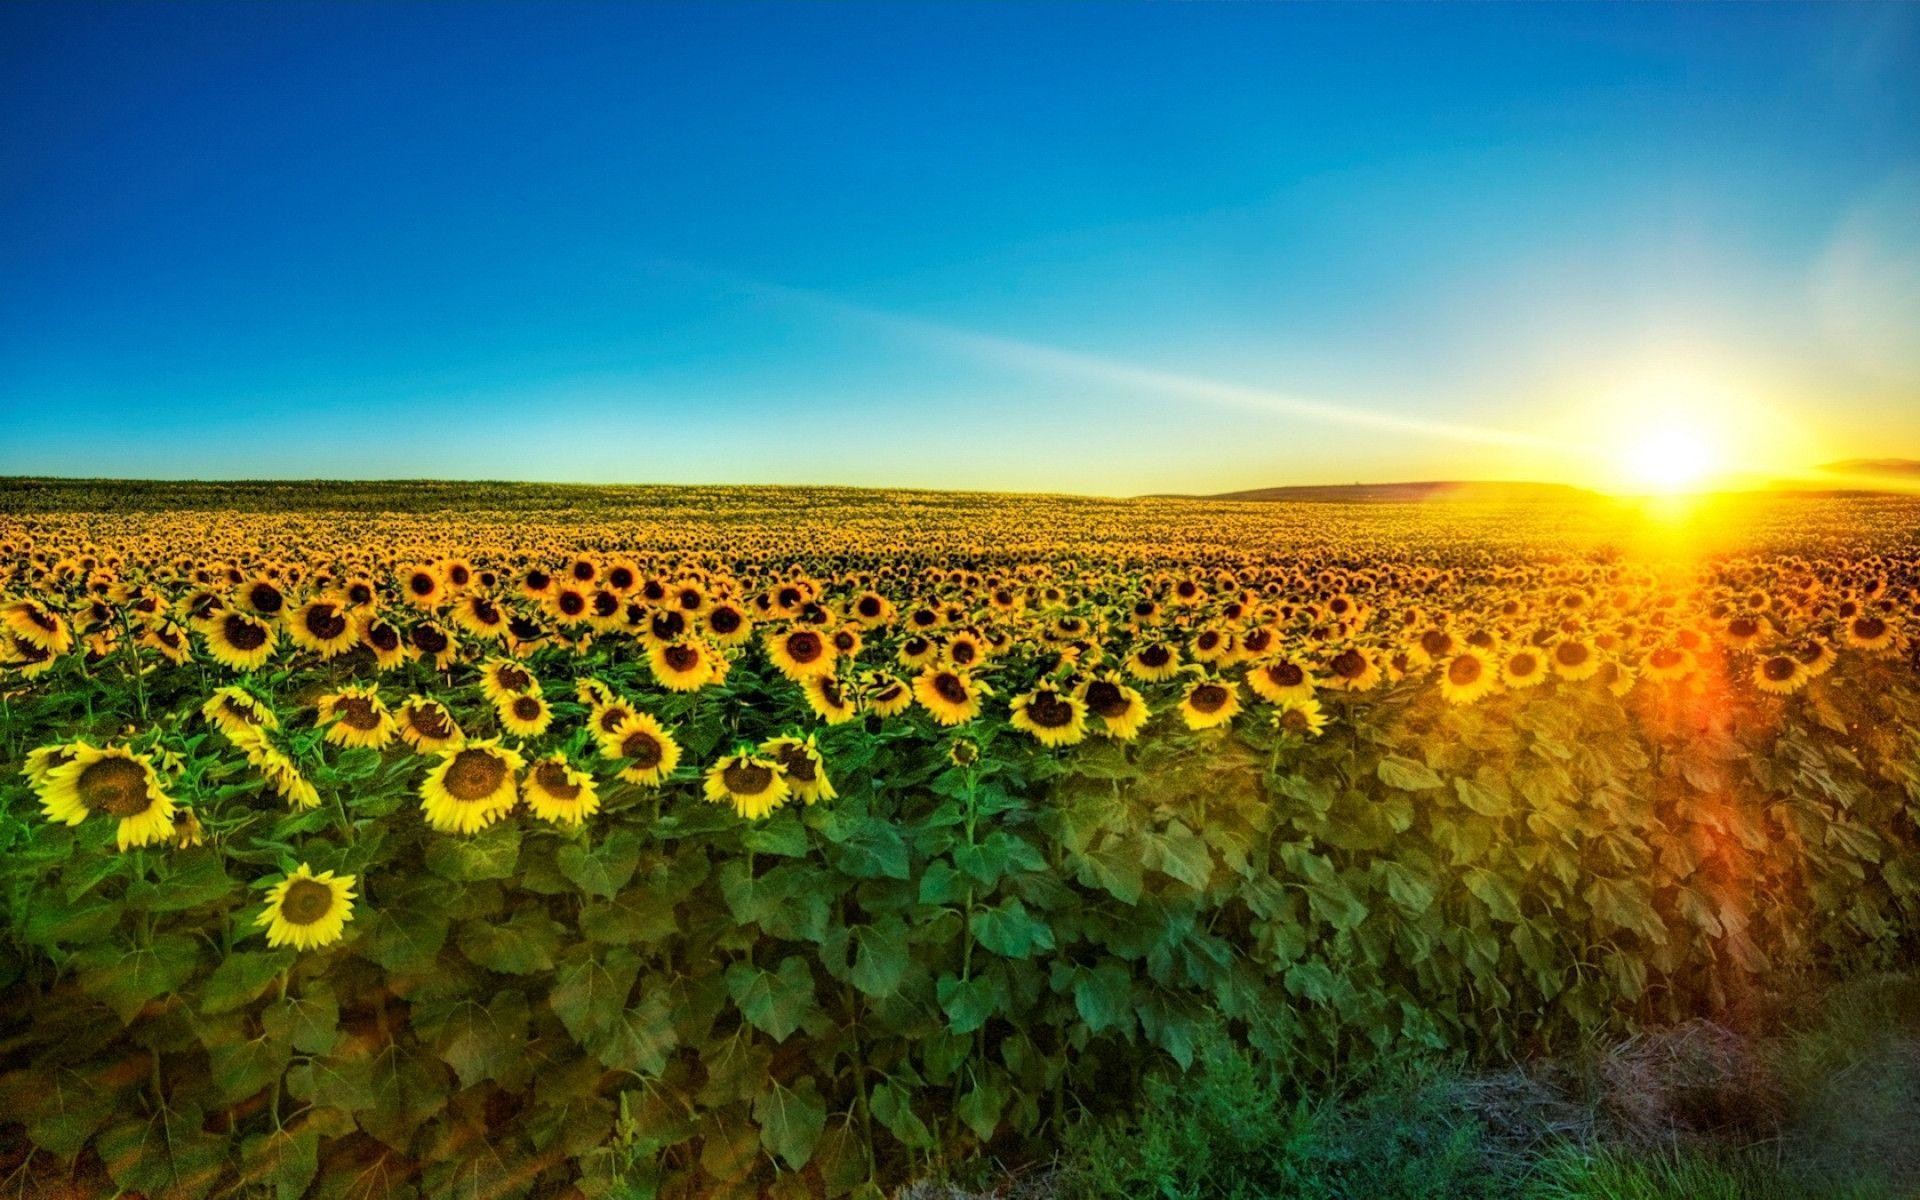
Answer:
[396,695,464,752]
[2,598,73,656]
[287,597,357,658]
[1010,682,1089,747]
[1076,673,1149,741]
[857,671,913,718]
[39,744,178,850]
[1438,649,1497,705]
[704,751,791,820]
[317,685,398,749]
[23,742,79,790]
[802,673,860,724]
[419,740,524,834]
[649,639,718,692]
[256,863,356,951]
[521,754,600,825]
[766,627,835,681]
[497,692,555,738]
[1272,696,1328,738]
[1753,653,1808,696]
[358,615,408,671]
[202,684,281,739]
[602,712,682,786]
[914,666,986,726]
[760,734,836,803]
[203,610,277,671]
[1179,679,1241,730]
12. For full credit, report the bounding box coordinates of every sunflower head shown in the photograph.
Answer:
[420,740,524,834]
[256,863,356,951]
[703,751,791,820]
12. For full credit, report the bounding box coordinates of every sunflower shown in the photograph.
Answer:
[407,621,458,670]
[1595,659,1637,697]
[1272,696,1328,738]
[1322,646,1380,692]
[1641,645,1695,683]
[1548,638,1601,682]
[704,751,791,820]
[857,671,913,718]
[802,673,860,724]
[704,602,753,646]
[896,635,938,669]
[1793,638,1837,678]
[1247,657,1316,704]
[358,615,408,671]
[287,597,357,658]
[400,565,445,609]
[202,685,280,739]
[1077,673,1149,741]
[522,754,600,825]
[203,611,277,671]
[239,576,287,619]
[602,712,681,786]
[396,695,464,752]
[575,676,617,708]
[944,630,986,670]
[2,598,73,655]
[452,592,508,640]
[23,742,79,790]
[1009,682,1089,747]
[1125,641,1182,682]
[1844,614,1897,653]
[767,627,835,680]
[256,863,356,951]
[1501,647,1547,689]
[1753,653,1808,696]
[1179,679,1241,730]
[317,685,398,749]
[419,740,524,834]
[649,639,718,691]
[1438,649,1497,705]
[761,734,836,803]
[850,591,896,627]
[39,744,178,850]
[829,625,863,660]
[479,658,541,704]
[914,666,986,726]
[497,692,554,738]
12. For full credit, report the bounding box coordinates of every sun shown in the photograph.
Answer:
[1618,419,1724,494]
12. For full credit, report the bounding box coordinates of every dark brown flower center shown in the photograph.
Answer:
[1139,645,1171,668]
[495,665,533,693]
[620,730,662,768]
[1762,655,1798,682]
[223,615,268,651]
[1027,692,1076,728]
[663,644,701,672]
[1448,655,1483,686]
[772,744,817,783]
[785,632,823,663]
[444,749,508,801]
[1265,661,1304,688]
[279,879,335,925]
[1188,684,1228,713]
[722,760,775,796]
[710,607,742,634]
[1330,649,1366,679]
[336,696,382,731]
[511,696,543,721]
[534,761,580,799]
[407,704,453,739]
[932,672,969,704]
[1085,680,1127,717]
[304,604,347,640]
[79,757,152,817]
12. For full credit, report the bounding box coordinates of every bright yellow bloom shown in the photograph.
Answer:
[257,863,356,950]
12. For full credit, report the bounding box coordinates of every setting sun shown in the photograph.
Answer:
[1618,419,1724,494]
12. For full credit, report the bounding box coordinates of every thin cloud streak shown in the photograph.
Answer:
[704,269,1549,450]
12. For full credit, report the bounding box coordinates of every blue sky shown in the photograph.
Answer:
[2,2,1917,494]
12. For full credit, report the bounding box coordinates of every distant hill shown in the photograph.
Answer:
[1158,480,1597,504]
[1769,460,1920,495]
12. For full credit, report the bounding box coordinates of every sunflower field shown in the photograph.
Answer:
[3,481,1920,1200]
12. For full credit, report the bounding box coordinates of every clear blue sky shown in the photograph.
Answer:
[3,2,1916,494]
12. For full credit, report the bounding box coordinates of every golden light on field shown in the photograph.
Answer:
[1617,418,1722,495]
